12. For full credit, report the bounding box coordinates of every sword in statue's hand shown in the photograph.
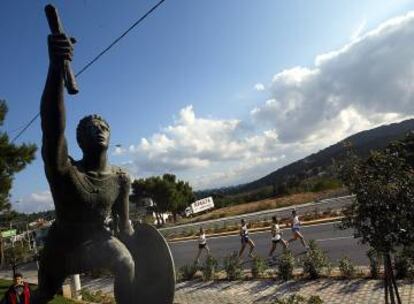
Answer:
[45,4,79,95]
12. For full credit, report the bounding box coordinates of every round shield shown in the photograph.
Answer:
[122,223,175,304]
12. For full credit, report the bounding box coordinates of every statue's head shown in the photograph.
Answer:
[76,114,110,154]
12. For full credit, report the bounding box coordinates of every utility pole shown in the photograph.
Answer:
[0,235,4,269]
[26,224,32,251]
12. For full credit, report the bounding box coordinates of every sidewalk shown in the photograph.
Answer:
[78,275,414,304]
[174,279,414,304]
[2,269,413,303]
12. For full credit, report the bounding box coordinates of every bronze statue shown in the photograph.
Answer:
[33,6,175,304]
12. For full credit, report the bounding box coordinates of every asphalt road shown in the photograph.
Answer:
[5,221,369,282]
[168,221,369,269]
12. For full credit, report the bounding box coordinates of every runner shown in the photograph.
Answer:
[288,209,308,250]
[195,227,210,264]
[238,219,255,258]
[268,216,287,259]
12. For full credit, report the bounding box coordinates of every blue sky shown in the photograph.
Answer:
[2,0,414,212]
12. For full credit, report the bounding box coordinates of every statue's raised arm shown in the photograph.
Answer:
[40,34,73,176]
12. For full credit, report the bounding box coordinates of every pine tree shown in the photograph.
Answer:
[0,100,36,212]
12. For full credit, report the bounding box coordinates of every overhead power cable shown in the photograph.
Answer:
[75,0,166,78]
[11,0,167,143]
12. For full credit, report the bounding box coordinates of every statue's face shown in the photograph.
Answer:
[82,119,110,152]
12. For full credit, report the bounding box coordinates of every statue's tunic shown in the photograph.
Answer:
[42,158,130,273]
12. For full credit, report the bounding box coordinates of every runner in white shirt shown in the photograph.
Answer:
[268,216,287,259]
[238,219,256,258]
[195,227,210,264]
[288,209,308,250]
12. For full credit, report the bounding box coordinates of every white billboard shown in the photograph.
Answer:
[191,196,214,214]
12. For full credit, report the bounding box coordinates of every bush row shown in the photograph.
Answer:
[177,242,414,282]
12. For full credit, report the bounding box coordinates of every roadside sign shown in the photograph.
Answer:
[1,229,17,238]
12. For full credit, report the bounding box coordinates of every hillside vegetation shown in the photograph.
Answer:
[196,119,414,207]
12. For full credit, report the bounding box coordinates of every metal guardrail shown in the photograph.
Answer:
[159,195,355,234]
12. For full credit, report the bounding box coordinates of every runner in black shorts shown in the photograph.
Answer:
[195,227,210,264]
[268,216,287,259]
[238,219,255,258]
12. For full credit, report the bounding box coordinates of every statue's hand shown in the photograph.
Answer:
[121,222,134,237]
[48,34,76,65]
[118,224,134,247]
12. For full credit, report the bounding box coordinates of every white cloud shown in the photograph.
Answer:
[350,18,367,41]
[14,190,54,213]
[115,12,414,190]
[252,11,414,143]
[119,105,287,181]
[254,83,265,91]
[113,146,126,155]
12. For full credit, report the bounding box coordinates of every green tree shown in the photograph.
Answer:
[141,176,170,225]
[171,179,194,222]
[0,100,36,211]
[339,134,414,304]
[131,174,194,224]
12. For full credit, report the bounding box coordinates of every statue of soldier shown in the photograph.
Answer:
[32,32,136,304]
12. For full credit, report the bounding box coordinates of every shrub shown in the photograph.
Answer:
[183,227,195,237]
[252,256,267,279]
[80,289,115,304]
[179,263,198,281]
[202,255,218,281]
[273,294,323,304]
[394,247,414,279]
[88,268,113,279]
[367,248,381,279]
[338,256,355,279]
[213,224,219,233]
[176,269,182,282]
[224,251,243,280]
[274,295,305,304]
[307,296,324,304]
[311,178,341,192]
[325,261,333,276]
[278,250,295,281]
[394,255,408,280]
[302,240,329,279]
[4,242,31,266]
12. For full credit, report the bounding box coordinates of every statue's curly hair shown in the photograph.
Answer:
[76,114,110,151]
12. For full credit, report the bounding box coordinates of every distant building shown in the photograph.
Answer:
[129,197,171,225]
[30,219,53,247]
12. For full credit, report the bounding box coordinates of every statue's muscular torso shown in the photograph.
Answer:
[45,158,130,236]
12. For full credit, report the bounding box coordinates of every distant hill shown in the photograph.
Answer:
[197,119,414,199]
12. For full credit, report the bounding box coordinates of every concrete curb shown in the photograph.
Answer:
[167,216,344,242]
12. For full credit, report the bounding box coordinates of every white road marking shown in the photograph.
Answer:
[316,236,353,242]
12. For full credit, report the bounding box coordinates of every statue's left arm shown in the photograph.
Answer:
[114,171,133,237]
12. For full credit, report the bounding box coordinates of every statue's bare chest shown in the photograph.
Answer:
[54,166,122,221]
[71,169,120,206]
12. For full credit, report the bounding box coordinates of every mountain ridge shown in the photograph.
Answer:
[196,118,414,198]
